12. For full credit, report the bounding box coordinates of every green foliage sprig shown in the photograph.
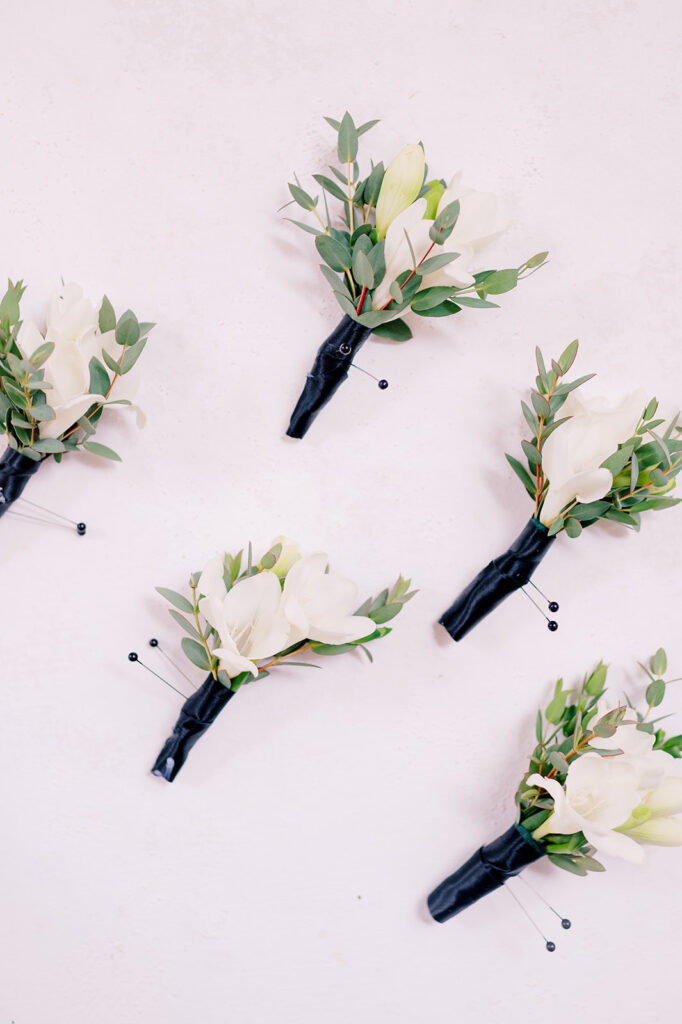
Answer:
[516,650,682,875]
[505,341,682,535]
[283,112,547,341]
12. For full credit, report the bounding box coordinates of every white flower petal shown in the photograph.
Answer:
[39,393,105,440]
[623,816,682,846]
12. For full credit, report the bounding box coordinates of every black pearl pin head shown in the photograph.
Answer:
[77,522,87,536]
[547,620,558,632]
[149,638,159,648]
[546,941,556,952]
[378,379,389,390]
[561,918,571,930]
[549,601,559,613]
[128,651,138,662]
[339,342,352,355]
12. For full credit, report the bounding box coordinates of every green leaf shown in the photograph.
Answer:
[531,391,552,420]
[181,637,211,671]
[521,439,541,468]
[410,286,455,312]
[155,586,195,614]
[601,445,635,476]
[102,349,122,377]
[315,234,351,272]
[411,299,460,318]
[168,609,203,641]
[285,218,321,236]
[363,162,385,208]
[525,251,549,269]
[564,517,583,539]
[429,200,460,244]
[630,451,639,492]
[652,648,667,676]
[310,641,358,656]
[369,603,402,624]
[4,380,29,409]
[119,337,147,375]
[356,118,379,136]
[558,339,579,374]
[505,453,536,497]
[99,295,116,333]
[311,174,347,204]
[547,854,588,876]
[337,111,358,163]
[82,440,122,462]
[29,404,55,422]
[546,516,565,536]
[288,182,317,209]
[367,239,386,286]
[585,662,608,695]
[569,500,610,521]
[646,678,666,707]
[115,311,140,347]
[88,356,110,395]
[30,437,66,453]
[418,252,463,275]
[536,710,543,742]
[371,318,412,341]
[352,248,374,289]
[480,269,518,294]
[450,295,499,309]
[29,341,55,367]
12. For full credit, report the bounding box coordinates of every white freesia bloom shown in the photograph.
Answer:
[372,174,500,314]
[198,556,291,679]
[539,389,646,526]
[17,282,138,440]
[590,721,674,790]
[375,144,425,240]
[528,754,645,862]
[282,553,375,646]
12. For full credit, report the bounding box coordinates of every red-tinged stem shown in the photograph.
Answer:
[380,238,438,311]
[356,286,368,314]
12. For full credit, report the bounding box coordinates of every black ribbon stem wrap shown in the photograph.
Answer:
[0,448,43,520]
[427,824,545,923]
[286,316,371,439]
[152,674,238,782]
[439,517,555,642]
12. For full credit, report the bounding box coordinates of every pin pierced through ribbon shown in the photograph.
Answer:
[338,342,388,390]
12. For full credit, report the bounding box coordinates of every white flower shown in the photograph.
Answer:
[198,556,291,679]
[375,144,425,240]
[641,776,682,816]
[372,175,500,314]
[269,536,301,578]
[528,755,644,862]
[282,553,375,646]
[590,721,674,790]
[17,282,138,440]
[539,389,646,526]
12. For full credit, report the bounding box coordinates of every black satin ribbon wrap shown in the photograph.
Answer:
[0,448,42,519]
[428,824,544,923]
[439,518,555,642]
[152,674,238,782]
[286,316,371,439]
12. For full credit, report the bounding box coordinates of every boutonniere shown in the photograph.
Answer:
[440,342,681,640]
[0,280,152,532]
[427,650,682,948]
[283,112,547,439]
[137,539,415,782]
